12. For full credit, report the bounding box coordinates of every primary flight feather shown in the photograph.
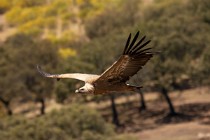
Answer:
[37,31,153,94]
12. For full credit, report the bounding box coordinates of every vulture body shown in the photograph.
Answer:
[37,31,153,94]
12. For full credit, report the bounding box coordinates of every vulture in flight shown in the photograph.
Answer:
[37,31,153,94]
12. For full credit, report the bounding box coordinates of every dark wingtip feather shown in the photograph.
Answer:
[135,48,152,55]
[37,65,60,81]
[37,65,49,77]
[123,33,132,54]
[126,31,140,54]
[123,31,152,56]
[130,36,146,54]
[37,65,42,74]
[141,39,151,48]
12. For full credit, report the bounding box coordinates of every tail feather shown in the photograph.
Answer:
[126,84,143,91]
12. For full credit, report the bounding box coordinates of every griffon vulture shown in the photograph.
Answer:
[37,31,153,94]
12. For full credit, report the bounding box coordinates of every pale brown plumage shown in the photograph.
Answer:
[37,31,153,94]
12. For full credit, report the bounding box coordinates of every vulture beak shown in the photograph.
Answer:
[75,89,79,93]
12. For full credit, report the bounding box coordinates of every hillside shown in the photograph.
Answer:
[0,0,210,140]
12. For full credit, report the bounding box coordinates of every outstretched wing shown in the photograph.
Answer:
[94,31,153,84]
[37,65,100,83]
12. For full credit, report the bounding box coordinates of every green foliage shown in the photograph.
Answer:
[55,81,70,103]
[138,0,210,90]
[0,33,59,113]
[197,45,210,85]
[0,104,119,140]
[85,0,140,39]
[0,43,26,105]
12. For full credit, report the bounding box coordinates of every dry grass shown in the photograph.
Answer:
[137,122,210,140]
[88,87,210,140]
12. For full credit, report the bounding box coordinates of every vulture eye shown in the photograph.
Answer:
[80,88,84,91]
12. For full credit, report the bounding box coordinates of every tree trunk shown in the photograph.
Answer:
[161,87,176,115]
[5,103,12,116]
[110,94,120,127]
[39,98,45,115]
[0,97,12,115]
[137,89,146,111]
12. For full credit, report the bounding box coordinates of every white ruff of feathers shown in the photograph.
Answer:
[84,83,94,93]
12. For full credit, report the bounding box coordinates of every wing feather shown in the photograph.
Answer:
[37,65,100,83]
[94,31,153,84]
[126,31,139,54]
[131,40,151,54]
[123,33,132,54]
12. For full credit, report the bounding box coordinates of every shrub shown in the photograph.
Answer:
[0,104,116,140]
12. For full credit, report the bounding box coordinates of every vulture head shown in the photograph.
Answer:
[75,83,94,94]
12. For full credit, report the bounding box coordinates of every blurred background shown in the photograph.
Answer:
[0,0,210,140]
